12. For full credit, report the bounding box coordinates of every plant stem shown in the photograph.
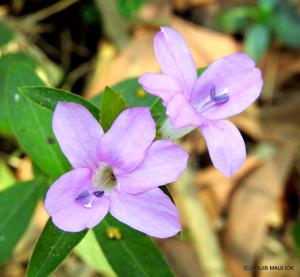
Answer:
[174,161,229,277]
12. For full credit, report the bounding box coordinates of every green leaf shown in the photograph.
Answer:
[245,24,271,61]
[100,87,127,132]
[27,220,86,277]
[0,159,15,191]
[94,215,174,277]
[271,10,300,47]
[74,230,116,276]
[90,77,157,107]
[19,86,100,120]
[91,78,167,129]
[0,180,40,265]
[257,0,278,13]
[292,221,300,258]
[217,7,252,33]
[117,0,146,18]
[5,63,70,179]
[0,53,37,136]
[0,23,14,47]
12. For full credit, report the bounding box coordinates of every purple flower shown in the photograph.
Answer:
[139,27,263,177]
[44,102,188,238]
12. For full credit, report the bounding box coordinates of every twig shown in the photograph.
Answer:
[22,0,79,24]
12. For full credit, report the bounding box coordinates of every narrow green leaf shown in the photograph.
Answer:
[27,220,86,277]
[245,24,271,61]
[19,86,100,120]
[74,230,116,276]
[94,215,174,277]
[0,23,14,47]
[100,87,126,132]
[217,7,252,33]
[5,63,71,179]
[0,180,40,265]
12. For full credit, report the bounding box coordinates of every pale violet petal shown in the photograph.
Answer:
[154,27,197,98]
[191,53,263,119]
[109,188,181,238]
[44,168,109,232]
[97,108,156,174]
[200,119,246,177]
[53,102,104,169]
[117,140,188,193]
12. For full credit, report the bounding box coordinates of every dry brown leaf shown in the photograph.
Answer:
[224,134,298,277]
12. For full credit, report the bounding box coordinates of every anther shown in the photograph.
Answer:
[210,85,229,104]
[93,190,104,198]
[76,191,89,201]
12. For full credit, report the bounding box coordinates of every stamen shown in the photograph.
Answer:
[84,196,96,209]
[75,190,89,201]
[93,190,104,198]
[210,85,229,104]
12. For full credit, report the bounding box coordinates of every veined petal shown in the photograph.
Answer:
[191,53,263,119]
[109,188,181,238]
[154,27,197,98]
[138,73,182,103]
[53,102,104,169]
[200,119,246,177]
[44,168,109,232]
[117,140,188,193]
[166,93,203,129]
[98,108,156,174]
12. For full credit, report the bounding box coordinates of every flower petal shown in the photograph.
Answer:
[191,53,263,119]
[98,108,156,174]
[200,119,246,177]
[117,140,188,193]
[53,102,104,169]
[138,73,182,103]
[154,27,197,98]
[44,168,109,232]
[166,93,204,129]
[109,188,181,238]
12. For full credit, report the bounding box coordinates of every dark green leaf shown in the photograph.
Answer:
[0,53,37,136]
[27,220,86,277]
[94,215,174,277]
[245,24,271,60]
[100,87,126,132]
[0,23,14,47]
[5,63,70,179]
[19,86,100,120]
[271,10,300,47]
[0,180,40,265]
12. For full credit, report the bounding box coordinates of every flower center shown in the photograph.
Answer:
[75,164,117,209]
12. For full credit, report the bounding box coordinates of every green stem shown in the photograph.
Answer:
[174,161,229,277]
